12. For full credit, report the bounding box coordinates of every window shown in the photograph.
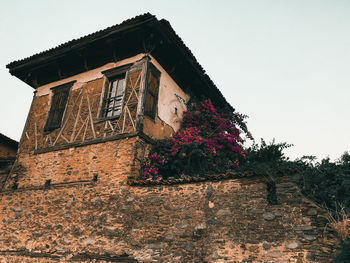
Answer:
[144,65,160,119]
[44,81,73,132]
[102,75,125,118]
[100,64,131,119]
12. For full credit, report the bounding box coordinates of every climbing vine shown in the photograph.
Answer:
[142,100,252,180]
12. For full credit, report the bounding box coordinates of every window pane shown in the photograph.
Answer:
[116,78,124,97]
[115,97,123,108]
[106,80,118,117]
[110,80,117,97]
[107,108,113,117]
[103,75,125,118]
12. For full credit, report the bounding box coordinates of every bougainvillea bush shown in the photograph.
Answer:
[142,100,253,180]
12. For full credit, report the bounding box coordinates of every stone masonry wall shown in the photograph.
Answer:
[3,136,145,190]
[0,173,339,262]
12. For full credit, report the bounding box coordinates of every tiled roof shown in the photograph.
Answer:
[7,13,155,68]
[7,13,233,111]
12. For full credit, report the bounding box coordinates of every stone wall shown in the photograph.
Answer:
[3,136,146,191]
[0,173,339,262]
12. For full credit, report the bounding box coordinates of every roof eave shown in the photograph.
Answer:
[6,13,233,111]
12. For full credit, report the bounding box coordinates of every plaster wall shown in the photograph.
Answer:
[141,56,190,140]
[149,56,190,132]
[35,54,146,97]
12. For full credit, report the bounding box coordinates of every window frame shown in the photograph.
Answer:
[43,81,74,133]
[144,63,161,120]
[99,64,132,120]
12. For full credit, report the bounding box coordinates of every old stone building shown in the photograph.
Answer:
[1,14,338,262]
[4,13,231,190]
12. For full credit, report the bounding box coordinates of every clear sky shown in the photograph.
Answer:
[0,0,349,161]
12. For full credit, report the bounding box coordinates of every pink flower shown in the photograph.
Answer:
[141,99,251,180]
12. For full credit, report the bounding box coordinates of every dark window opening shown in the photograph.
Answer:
[144,66,160,119]
[44,82,73,132]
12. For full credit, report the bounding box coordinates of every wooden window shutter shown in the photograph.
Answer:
[44,81,74,132]
[144,64,160,119]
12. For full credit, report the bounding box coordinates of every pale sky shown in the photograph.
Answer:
[0,0,349,161]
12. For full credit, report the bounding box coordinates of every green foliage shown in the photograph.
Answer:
[295,155,317,167]
[238,139,296,177]
[299,155,350,215]
[244,138,292,163]
[338,151,350,166]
